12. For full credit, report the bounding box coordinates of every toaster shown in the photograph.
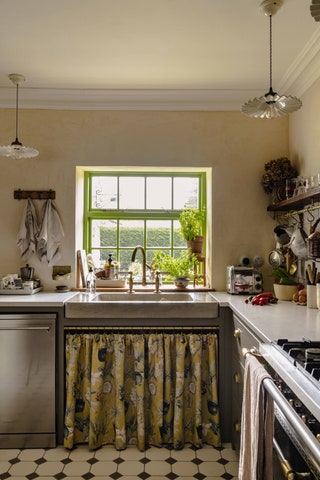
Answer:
[226,265,263,294]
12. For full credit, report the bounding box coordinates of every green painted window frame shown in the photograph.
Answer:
[83,170,206,268]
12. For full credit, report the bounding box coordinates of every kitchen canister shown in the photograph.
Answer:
[307,285,317,309]
[317,284,320,309]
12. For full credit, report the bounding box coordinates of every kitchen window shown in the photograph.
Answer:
[83,170,207,271]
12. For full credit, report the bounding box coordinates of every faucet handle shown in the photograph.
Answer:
[128,271,133,293]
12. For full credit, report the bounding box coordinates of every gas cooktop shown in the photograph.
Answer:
[275,339,320,387]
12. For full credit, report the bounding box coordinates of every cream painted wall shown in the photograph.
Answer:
[0,108,288,291]
[290,77,320,176]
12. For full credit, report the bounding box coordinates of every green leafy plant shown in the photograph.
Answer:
[271,267,297,285]
[178,206,204,241]
[152,249,199,280]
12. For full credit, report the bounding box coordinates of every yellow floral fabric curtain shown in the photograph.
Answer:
[64,331,220,451]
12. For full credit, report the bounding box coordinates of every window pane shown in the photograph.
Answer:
[173,177,199,209]
[119,177,145,209]
[91,249,116,269]
[91,176,118,209]
[146,177,172,209]
[118,250,133,271]
[173,220,185,247]
[92,220,117,247]
[119,220,144,247]
[146,220,171,248]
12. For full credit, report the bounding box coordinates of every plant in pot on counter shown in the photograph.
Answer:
[178,206,205,255]
[152,249,199,289]
[271,267,304,302]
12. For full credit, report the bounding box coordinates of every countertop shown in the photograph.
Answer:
[210,292,320,343]
[1,290,320,344]
[0,290,78,307]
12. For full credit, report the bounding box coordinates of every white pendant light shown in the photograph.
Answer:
[310,0,320,22]
[241,0,302,119]
[0,74,39,159]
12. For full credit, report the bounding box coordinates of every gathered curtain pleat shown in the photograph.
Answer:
[64,331,220,451]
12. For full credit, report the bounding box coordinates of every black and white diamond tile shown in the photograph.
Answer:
[0,444,239,479]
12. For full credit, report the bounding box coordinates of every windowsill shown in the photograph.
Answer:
[73,285,215,293]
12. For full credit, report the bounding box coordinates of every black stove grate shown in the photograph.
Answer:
[275,339,320,387]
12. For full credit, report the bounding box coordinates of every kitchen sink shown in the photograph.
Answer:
[65,291,218,319]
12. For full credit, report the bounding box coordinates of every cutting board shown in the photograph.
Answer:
[77,250,89,287]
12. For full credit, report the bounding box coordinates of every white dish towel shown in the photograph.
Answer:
[238,354,274,480]
[37,199,64,266]
[16,197,39,260]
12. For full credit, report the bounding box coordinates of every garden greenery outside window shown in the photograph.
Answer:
[83,170,207,282]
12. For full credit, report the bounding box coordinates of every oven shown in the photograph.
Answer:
[257,340,320,479]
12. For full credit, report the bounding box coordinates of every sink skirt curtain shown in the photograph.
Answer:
[64,332,220,451]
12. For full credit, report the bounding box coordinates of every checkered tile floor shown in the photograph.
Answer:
[0,444,239,479]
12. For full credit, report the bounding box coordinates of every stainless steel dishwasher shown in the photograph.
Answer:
[0,314,56,448]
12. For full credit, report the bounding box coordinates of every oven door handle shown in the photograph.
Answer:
[273,438,311,479]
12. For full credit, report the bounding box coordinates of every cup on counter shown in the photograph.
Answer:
[307,284,317,309]
[22,280,34,291]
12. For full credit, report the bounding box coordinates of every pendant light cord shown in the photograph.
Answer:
[15,82,19,142]
[269,14,273,92]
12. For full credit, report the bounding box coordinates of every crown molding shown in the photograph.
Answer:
[278,29,320,97]
[0,87,261,111]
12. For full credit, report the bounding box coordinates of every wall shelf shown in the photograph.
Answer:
[267,186,320,212]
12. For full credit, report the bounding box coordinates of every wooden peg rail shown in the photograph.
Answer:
[14,189,56,200]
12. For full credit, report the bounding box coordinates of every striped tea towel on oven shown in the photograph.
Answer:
[238,354,274,480]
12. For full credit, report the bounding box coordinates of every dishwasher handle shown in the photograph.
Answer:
[0,326,52,331]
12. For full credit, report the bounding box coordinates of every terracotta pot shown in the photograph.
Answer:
[187,236,204,255]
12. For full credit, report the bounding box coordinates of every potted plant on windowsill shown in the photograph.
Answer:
[178,206,205,255]
[271,267,299,300]
[152,250,199,289]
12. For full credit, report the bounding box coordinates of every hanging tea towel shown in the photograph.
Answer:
[37,199,64,266]
[16,197,39,260]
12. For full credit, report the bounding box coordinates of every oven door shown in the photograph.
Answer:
[273,414,314,479]
[263,383,320,479]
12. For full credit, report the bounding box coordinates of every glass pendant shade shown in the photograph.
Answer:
[241,2,302,119]
[241,87,302,119]
[0,74,39,159]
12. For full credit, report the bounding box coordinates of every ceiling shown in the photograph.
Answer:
[0,0,319,110]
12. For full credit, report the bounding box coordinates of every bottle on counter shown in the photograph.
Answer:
[105,254,116,280]
[86,267,96,295]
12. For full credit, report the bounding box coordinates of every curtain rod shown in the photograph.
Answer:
[64,326,219,333]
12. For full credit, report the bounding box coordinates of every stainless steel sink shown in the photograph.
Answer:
[65,291,218,319]
[92,292,194,302]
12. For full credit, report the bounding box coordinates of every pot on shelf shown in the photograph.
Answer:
[187,236,204,256]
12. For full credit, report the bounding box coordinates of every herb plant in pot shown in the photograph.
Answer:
[178,206,205,255]
[152,250,199,289]
[272,267,298,301]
